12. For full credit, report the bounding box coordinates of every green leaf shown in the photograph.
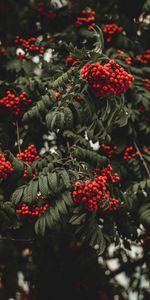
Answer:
[11,186,25,205]
[140,181,146,189]
[35,216,46,236]
[59,170,71,189]
[139,203,150,215]
[132,183,139,193]
[97,227,106,255]
[47,172,58,193]
[39,175,49,197]
[57,197,68,214]
[64,107,73,129]
[69,213,86,225]
[6,59,22,72]
[146,179,150,189]
[139,209,150,226]
[28,179,38,201]
[61,191,73,206]
[23,186,31,203]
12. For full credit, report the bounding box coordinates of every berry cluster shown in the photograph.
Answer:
[137,50,150,64]
[15,36,45,56]
[103,24,123,42]
[117,50,132,65]
[37,2,56,20]
[80,60,134,97]
[0,91,32,116]
[73,165,120,212]
[17,52,28,60]
[0,153,13,179]
[99,164,120,183]
[76,9,96,30]
[123,146,149,162]
[144,79,150,91]
[23,166,28,178]
[99,144,118,158]
[16,202,49,217]
[17,145,39,165]
[65,55,80,66]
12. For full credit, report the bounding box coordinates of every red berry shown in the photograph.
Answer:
[80,60,134,97]
[17,145,39,165]
[0,153,14,179]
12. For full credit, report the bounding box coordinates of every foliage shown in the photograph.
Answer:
[0,0,150,299]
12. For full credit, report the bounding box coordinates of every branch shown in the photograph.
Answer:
[0,236,35,243]
[134,141,150,178]
[16,121,21,154]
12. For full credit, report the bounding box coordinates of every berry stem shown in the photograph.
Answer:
[16,121,21,154]
[0,236,35,242]
[133,141,150,178]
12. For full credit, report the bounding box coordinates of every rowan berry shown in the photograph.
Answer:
[65,54,80,66]
[15,35,45,58]
[0,153,13,179]
[73,165,120,213]
[76,9,96,30]
[0,91,32,116]
[16,202,49,218]
[17,144,39,165]
[103,24,123,42]
[144,79,150,91]
[137,50,150,64]
[80,60,134,97]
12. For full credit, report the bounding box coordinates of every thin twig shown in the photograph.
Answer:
[133,141,150,178]
[67,141,74,161]
[0,236,35,242]
[16,121,21,154]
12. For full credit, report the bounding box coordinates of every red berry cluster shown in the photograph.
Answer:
[73,165,120,212]
[65,55,80,66]
[17,145,39,165]
[15,36,45,56]
[117,50,132,65]
[80,60,134,97]
[37,2,56,20]
[137,50,150,64]
[123,146,149,162]
[103,24,123,42]
[0,91,32,116]
[99,164,120,183]
[76,9,96,30]
[0,153,13,179]
[17,52,29,60]
[144,79,150,91]
[100,144,118,158]
[16,202,49,217]
[109,197,119,211]
[23,166,28,178]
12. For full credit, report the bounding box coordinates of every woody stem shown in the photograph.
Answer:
[16,121,21,154]
[133,141,150,178]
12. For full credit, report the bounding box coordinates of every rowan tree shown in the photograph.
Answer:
[0,0,150,299]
